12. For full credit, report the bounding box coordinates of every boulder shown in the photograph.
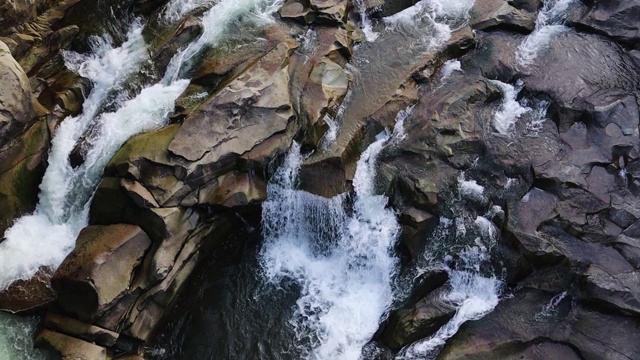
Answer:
[382,286,456,350]
[43,312,119,347]
[470,0,536,32]
[0,119,49,236]
[0,268,54,313]
[52,225,151,321]
[567,0,640,47]
[439,289,640,360]
[35,329,107,360]
[0,40,37,147]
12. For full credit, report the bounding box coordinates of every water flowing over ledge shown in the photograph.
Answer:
[260,134,401,360]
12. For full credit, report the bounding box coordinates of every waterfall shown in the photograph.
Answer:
[260,131,401,359]
[490,80,530,135]
[354,0,379,42]
[384,0,474,49]
[0,22,149,290]
[516,0,576,68]
[0,0,284,291]
[396,190,504,359]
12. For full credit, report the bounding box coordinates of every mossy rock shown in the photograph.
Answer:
[0,119,50,235]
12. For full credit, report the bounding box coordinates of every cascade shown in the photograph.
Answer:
[260,132,400,359]
[516,0,576,68]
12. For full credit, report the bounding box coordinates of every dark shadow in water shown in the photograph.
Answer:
[149,213,304,360]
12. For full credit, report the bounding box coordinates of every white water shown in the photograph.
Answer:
[457,173,484,201]
[439,59,462,83]
[490,80,530,135]
[354,0,380,42]
[397,186,503,360]
[163,0,212,22]
[523,99,550,137]
[1,0,285,292]
[1,0,284,354]
[391,105,415,142]
[0,23,149,290]
[163,0,283,82]
[384,0,474,49]
[0,313,53,360]
[516,0,575,68]
[260,131,401,359]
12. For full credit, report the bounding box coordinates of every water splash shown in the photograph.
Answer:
[391,105,415,142]
[354,0,380,42]
[384,0,474,49]
[490,80,530,135]
[163,0,213,23]
[397,180,503,360]
[163,0,284,82]
[0,313,54,360]
[516,0,576,68]
[260,132,400,359]
[535,291,568,320]
[439,59,462,83]
[0,22,149,290]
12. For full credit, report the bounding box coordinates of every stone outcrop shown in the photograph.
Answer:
[52,224,152,321]
[1,0,640,359]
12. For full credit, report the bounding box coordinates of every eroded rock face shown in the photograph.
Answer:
[0,41,37,146]
[568,0,640,47]
[52,224,151,321]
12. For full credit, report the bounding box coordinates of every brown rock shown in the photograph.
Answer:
[52,224,152,321]
[35,329,107,360]
[44,312,119,347]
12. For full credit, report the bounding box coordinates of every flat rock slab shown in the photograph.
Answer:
[35,329,107,360]
[52,224,151,321]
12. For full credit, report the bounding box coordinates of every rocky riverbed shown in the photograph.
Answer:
[0,0,639,359]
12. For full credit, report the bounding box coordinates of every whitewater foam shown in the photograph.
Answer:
[490,80,531,135]
[397,183,503,359]
[516,0,575,68]
[0,313,52,360]
[163,0,283,82]
[0,23,149,290]
[261,132,400,359]
[384,0,474,50]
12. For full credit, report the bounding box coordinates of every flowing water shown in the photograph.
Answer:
[1,0,573,358]
[516,0,576,68]
[0,0,283,356]
[0,313,55,360]
[396,180,504,360]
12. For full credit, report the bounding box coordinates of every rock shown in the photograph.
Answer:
[471,0,536,32]
[44,312,119,347]
[52,224,152,321]
[0,119,50,236]
[0,0,55,31]
[439,289,640,360]
[0,268,54,313]
[35,329,107,360]
[580,265,640,316]
[382,286,456,350]
[0,40,37,146]
[567,0,640,47]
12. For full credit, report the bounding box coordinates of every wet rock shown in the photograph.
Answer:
[439,289,640,360]
[0,268,54,313]
[580,265,640,316]
[567,0,640,47]
[44,312,119,347]
[0,119,50,236]
[471,0,536,32]
[35,329,107,360]
[0,40,37,146]
[52,224,152,321]
[382,286,456,350]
